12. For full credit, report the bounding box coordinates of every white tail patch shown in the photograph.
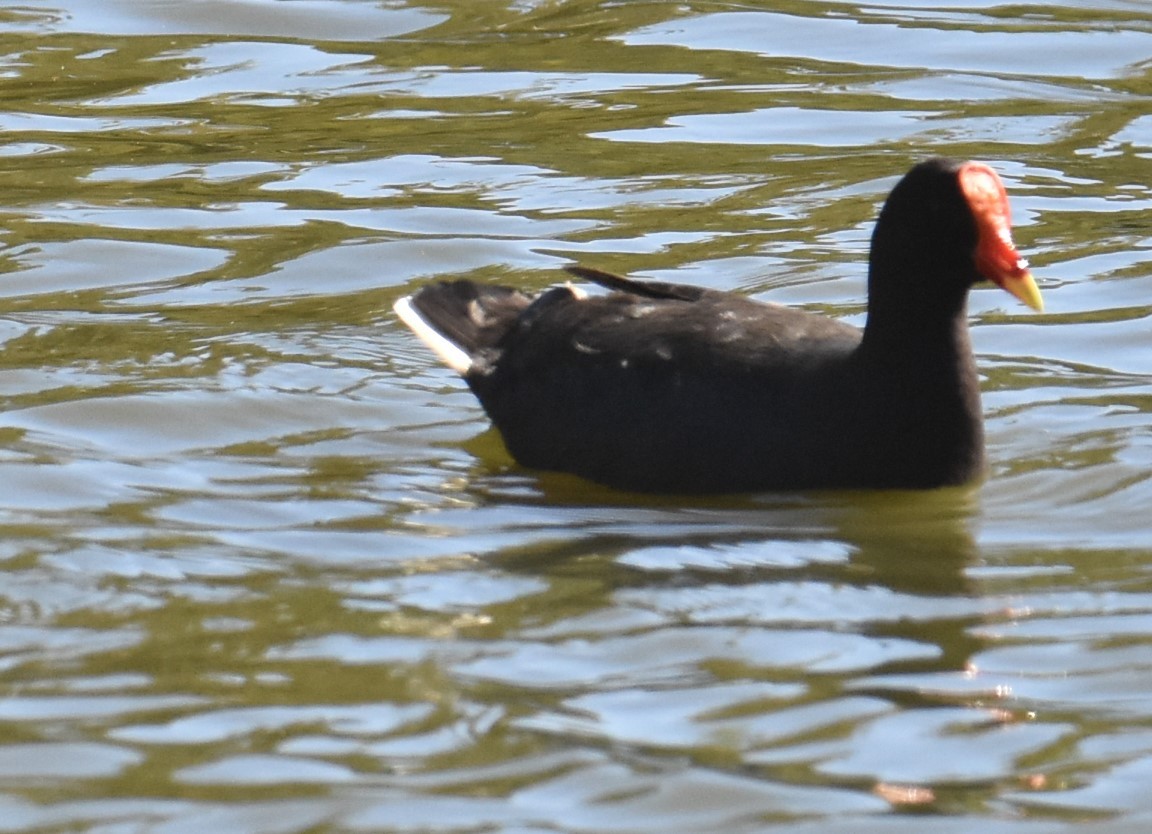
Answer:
[565,280,588,299]
[393,295,473,375]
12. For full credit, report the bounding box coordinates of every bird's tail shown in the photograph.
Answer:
[393,280,530,374]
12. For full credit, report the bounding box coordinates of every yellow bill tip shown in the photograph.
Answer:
[1002,269,1043,312]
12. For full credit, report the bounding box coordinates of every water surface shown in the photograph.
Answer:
[0,1,1150,831]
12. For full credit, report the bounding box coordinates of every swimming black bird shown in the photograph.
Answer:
[394,158,1042,493]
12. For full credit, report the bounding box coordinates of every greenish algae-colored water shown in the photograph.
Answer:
[0,0,1150,831]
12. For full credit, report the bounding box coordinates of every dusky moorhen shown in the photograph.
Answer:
[394,157,1042,493]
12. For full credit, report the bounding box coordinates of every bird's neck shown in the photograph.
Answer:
[858,254,974,373]
[856,265,986,486]
[858,262,983,419]
[861,297,972,364]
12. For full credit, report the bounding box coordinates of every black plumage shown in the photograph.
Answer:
[395,158,1042,493]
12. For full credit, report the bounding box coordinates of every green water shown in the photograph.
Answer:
[0,1,1149,831]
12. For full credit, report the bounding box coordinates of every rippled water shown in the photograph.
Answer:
[0,0,1150,831]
